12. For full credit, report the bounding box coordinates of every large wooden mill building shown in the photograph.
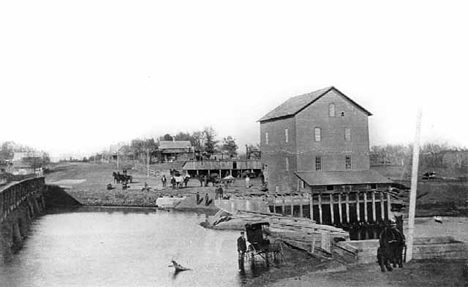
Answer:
[259,86,393,227]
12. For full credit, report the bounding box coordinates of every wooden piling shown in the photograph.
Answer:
[387,190,392,220]
[356,192,361,222]
[363,192,368,222]
[282,194,285,215]
[338,193,342,224]
[371,191,376,222]
[318,193,323,224]
[291,194,294,217]
[345,193,350,223]
[309,191,314,221]
[299,193,303,218]
[380,192,385,221]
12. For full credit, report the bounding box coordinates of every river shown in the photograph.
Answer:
[0,207,265,287]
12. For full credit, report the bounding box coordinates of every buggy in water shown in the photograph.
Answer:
[244,222,285,264]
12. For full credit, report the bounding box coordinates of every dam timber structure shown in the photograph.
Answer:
[0,177,80,261]
[0,177,47,260]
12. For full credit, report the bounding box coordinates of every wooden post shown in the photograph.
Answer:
[345,193,350,224]
[338,193,342,224]
[329,193,334,224]
[299,193,303,218]
[356,192,360,222]
[273,192,277,213]
[291,194,294,217]
[309,191,314,221]
[282,194,285,215]
[318,193,323,224]
[380,192,385,221]
[363,192,368,223]
[407,108,422,262]
[146,148,150,178]
[372,191,376,223]
[387,188,392,221]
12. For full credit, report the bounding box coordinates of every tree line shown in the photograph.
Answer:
[0,141,51,169]
[89,126,261,165]
[370,142,468,173]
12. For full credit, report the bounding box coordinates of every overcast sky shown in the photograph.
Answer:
[1,1,467,160]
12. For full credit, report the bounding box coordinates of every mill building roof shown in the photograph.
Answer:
[258,86,372,123]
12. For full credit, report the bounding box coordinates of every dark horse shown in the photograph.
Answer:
[377,216,406,272]
[112,172,133,184]
[194,174,220,187]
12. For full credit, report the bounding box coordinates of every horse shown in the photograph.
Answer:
[195,174,220,187]
[113,172,132,184]
[377,217,406,272]
[183,174,190,188]
[112,172,120,183]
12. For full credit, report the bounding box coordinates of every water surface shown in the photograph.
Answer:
[0,207,262,287]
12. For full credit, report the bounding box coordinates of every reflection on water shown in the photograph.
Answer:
[0,207,270,287]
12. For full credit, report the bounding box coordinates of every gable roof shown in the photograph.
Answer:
[258,86,372,123]
[159,141,192,150]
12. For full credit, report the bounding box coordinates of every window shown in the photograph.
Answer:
[315,156,322,171]
[285,129,289,143]
[345,156,352,169]
[329,103,336,117]
[314,127,321,142]
[327,185,334,191]
[370,184,377,189]
[345,128,351,142]
[265,132,269,145]
[285,157,289,171]
[301,181,306,189]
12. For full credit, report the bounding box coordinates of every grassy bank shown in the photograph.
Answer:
[44,162,257,211]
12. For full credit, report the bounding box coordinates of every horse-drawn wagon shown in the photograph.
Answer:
[244,222,284,263]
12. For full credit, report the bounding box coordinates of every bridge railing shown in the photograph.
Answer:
[0,177,45,223]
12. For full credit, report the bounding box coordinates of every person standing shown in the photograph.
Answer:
[161,175,167,187]
[237,231,247,271]
[196,191,200,204]
[245,175,250,188]
[205,193,209,206]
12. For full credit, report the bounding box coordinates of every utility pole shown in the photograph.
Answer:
[147,148,150,178]
[406,108,422,262]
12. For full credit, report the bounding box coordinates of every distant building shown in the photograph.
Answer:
[158,141,193,162]
[182,159,262,178]
[259,86,391,193]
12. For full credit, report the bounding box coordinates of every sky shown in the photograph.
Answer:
[1,1,467,160]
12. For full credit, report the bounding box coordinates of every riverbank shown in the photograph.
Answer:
[247,259,467,287]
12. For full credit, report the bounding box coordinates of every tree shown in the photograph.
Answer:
[191,131,205,152]
[203,127,218,157]
[162,134,173,141]
[0,141,15,161]
[246,144,261,160]
[173,132,192,142]
[130,138,158,164]
[221,136,238,158]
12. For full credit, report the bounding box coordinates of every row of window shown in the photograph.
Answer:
[285,156,352,171]
[264,127,351,144]
[316,156,352,170]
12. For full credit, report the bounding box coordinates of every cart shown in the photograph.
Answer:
[244,222,285,263]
